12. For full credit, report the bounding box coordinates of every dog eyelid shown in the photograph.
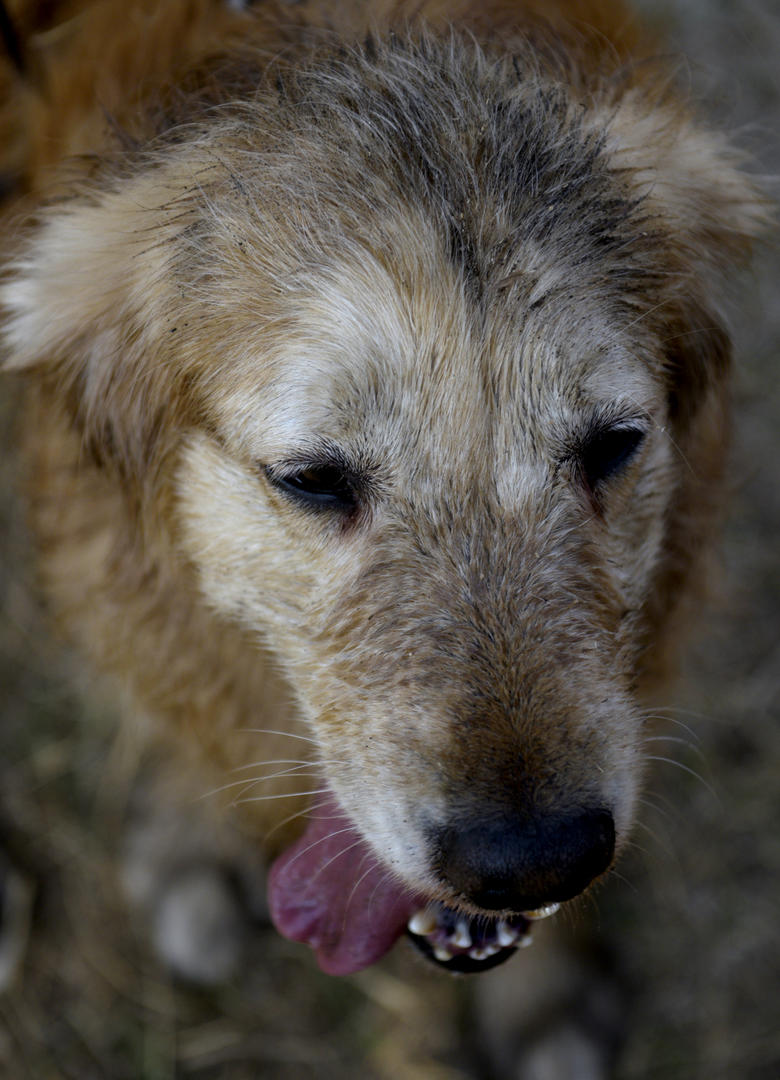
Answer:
[262,460,361,513]
[577,420,648,492]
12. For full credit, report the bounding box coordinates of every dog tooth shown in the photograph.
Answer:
[408,907,438,936]
[433,944,454,962]
[495,920,518,948]
[523,902,561,920]
[518,933,534,948]
[452,919,472,949]
[470,943,500,960]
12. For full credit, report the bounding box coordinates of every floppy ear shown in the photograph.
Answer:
[608,108,769,684]
[653,132,765,438]
[609,102,768,268]
[608,102,768,428]
[1,181,199,480]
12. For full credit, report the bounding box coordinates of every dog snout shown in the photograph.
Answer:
[431,808,615,913]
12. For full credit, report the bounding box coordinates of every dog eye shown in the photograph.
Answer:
[579,425,645,490]
[266,463,359,512]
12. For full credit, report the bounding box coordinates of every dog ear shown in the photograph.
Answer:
[610,105,768,270]
[610,107,768,429]
[653,131,765,437]
[1,184,197,480]
[613,113,768,682]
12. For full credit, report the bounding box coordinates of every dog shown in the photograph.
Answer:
[0,0,764,979]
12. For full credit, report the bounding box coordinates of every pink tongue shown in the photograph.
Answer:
[268,793,424,975]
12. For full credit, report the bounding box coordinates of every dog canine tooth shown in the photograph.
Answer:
[408,907,438,937]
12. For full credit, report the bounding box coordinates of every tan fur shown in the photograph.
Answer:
[0,0,764,950]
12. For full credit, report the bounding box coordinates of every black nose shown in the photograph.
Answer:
[432,808,615,912]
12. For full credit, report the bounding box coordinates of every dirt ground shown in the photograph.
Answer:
[1,1,778,1078]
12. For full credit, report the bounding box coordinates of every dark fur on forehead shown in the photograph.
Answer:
[264,31,650,299]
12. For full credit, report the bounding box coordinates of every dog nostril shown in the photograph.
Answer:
[433,808,615,913]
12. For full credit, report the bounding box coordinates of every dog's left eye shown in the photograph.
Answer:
[266,463,359,512]
[579,424,646,491]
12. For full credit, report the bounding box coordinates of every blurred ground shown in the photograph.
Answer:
[1,1,778,1078]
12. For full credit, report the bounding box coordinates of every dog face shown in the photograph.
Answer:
[2,31,763,972]
[175,240,660,878]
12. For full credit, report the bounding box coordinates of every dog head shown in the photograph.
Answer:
[2,31,764,972]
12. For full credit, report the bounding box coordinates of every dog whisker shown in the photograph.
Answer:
[637,793,679,823]
[641,711,704,744]
[343,856,386,924]
[230,772,326,803]
[230,758,317,772]
[630,819,676,860]
[236,788,332,805]
[200,764,327,800]
[621,297,674,332]
[276,825,361,872]
[642,734,705,754]
[644,755,720,804]
[609,865,641,895]
[237,728,320,746]
[262,798,333,844]
[308,837,371,883]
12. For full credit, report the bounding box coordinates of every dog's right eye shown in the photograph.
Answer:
[265,463,359,513]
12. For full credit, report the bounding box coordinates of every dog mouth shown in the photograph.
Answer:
[267,790,560,975]
[406,901,558,973]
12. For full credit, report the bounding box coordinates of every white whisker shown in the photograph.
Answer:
[637,793,678,822]
[622,298,673,331]
[309,837,369,882]
[237,787,331,804]
[201,763,324,800]
[644,755,720,803]
[642,712,702,743]
[263,798,332,843]
[609,869,640,896]
[343,857,385,924]
[238,727,319,745]
[231,758,314,772]
[278,825,359,874]
[643,734,707,760]
[632,819,675,859]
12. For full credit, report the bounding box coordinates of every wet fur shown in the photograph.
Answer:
[0,1,764,920]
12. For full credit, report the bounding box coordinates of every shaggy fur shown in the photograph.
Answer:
[0,0,764,976]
